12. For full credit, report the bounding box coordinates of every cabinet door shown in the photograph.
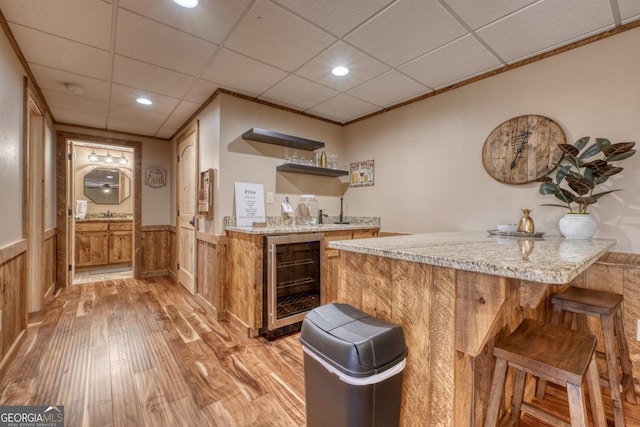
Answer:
[75,232,109,267]
[109,231,132,264]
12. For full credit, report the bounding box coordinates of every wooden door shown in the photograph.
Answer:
[177,123,198,294]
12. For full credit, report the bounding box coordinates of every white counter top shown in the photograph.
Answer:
[328,231,616,284]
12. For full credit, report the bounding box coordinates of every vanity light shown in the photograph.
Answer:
[136,97,153,106]
[105,152,114,163]
[88,150,99,162]
[119,154,128,165]
[173,0,198,8]
[88,149,129,165]
[331,66,349,76]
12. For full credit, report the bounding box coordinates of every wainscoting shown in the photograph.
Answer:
[196,232,227,319]
[140,225,172,278]
[0,239,27,377]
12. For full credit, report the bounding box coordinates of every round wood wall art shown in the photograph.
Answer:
[482,115,566,185]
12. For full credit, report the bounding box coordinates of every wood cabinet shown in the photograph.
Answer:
[76,221,132,268]
[225,228,379,333]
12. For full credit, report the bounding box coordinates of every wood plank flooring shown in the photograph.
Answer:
[0,277,305,426]
[0,276,638,426]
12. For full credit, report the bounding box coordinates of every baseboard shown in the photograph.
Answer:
[140,269,169,278]
[194,293,226,321]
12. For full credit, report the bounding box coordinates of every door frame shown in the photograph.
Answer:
[56,132,142,288]
[176,120,199,294]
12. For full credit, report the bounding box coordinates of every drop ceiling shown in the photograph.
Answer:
[1,0,638,139]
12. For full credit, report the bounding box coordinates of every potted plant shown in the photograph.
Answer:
[538,136,636,239]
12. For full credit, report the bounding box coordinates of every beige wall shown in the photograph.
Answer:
[344,27,640,253]
[0,24,26,246]
[185,93,346,234]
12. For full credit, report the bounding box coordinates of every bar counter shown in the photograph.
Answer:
[328,231,617,426]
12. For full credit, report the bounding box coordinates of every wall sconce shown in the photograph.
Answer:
[89,150,128,165]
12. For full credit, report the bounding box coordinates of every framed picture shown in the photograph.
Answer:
[145,166,167,188]
[350,160,374,187]
[198,169,214,219]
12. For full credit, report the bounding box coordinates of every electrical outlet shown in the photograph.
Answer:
[267,192,274,204]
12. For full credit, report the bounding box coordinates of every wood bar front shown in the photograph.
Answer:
[331,233,638,426]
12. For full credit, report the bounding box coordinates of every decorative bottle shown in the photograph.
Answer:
[518,209,535,233]
[320,151,327,168]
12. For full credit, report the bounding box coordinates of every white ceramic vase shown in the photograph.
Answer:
[558,213,598,240]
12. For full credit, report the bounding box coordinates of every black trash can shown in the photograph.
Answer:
[299,303,407,427]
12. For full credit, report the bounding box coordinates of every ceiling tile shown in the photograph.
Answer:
[162,114,190,130]
[107,116,162,136]
[442,0,537,30]
[260,75,339,111]
[110,84,180,115]
[184,79,219,104]
[51,108,107,129]
[9,24,110,79]
[0,0,112,49]
[201,48,288,96]
[115,9,217,76]
[345,0,466,67]
[118,0,251,44]
[400,35,501,89]
[308,94,379,122]
[347,70,431,107]
[478,0,615,63]
[42,89,108,117]
[225,0,336,71]
[618,0,640,23]
[29,64,109,101]
[109,103,168,127]
[155,125,179,139]
[295,42,389,91]
[173,100,202,119]
[113,55,195,99]
[272,0,394,37]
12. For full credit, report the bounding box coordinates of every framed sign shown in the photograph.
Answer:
[350,160,374,187]
[234,182,266,227]
[145,166,167,188]
[198,169,214,219]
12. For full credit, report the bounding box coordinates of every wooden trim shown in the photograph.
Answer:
[141,225,169,232]
[140,269,170,278]
[56,132,142,288]
[44,228,56,240]
[596,251,640,267]
[0,240,27,264]
[196,231,227,245]
[56,121,169,142]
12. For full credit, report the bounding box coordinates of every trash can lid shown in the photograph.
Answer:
[299,303,407,377]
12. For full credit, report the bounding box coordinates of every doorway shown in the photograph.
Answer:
[56,132,142,289]
[70,141,135,285]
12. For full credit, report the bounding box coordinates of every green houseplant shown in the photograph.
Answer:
[538,136,636,239]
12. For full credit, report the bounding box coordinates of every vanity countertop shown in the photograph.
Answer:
[76,217,133,222]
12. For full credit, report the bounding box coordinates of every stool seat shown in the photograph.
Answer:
[538,286,636,427]
[485,318,607,427]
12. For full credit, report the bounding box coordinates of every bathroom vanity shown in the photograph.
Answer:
[75,219,133,268]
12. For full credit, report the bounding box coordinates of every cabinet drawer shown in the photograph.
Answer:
[109,221,133,231]
[76,222,108,231]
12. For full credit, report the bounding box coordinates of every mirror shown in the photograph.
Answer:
[84,168,131,204]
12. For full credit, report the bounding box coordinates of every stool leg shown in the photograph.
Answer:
[485,358,508,427]
[586,353,607,427]
[602,313,627,427]
[536,305,569,399]
[510,369,527,422]
[566,381,589,427]
[614,308,637,404]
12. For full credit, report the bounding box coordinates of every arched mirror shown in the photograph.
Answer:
[84,168,131,204]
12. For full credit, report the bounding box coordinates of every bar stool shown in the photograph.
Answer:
[485,318,606,427]
[536,287,636,427]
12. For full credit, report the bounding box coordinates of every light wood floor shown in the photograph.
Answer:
[0,276,638,426]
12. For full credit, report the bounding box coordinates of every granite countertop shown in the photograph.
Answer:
[328,231,616,284]
[225,223,379,235]
[76,217,133,222]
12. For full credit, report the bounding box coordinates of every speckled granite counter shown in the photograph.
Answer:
[76,217,133,222]
[328,231,615,284]
[224,215,380,235]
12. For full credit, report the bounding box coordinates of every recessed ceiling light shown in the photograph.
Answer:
[173,0,198,8]
[136,98,153,106]
[331,66,349,76]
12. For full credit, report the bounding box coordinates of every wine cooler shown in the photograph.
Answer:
[263,233,323,339]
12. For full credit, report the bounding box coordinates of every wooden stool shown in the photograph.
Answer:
[485,318,606,427]
[536,287,636,427]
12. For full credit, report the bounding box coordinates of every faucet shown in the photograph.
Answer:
[318,209,329,224]
[105,210,112,218]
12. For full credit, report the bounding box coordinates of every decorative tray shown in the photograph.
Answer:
[487,230,545,238]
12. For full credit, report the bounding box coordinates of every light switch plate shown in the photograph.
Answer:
[267,192,274,204]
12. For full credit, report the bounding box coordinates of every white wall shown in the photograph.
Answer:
[0,24,26,246]
[344,27,640,253]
